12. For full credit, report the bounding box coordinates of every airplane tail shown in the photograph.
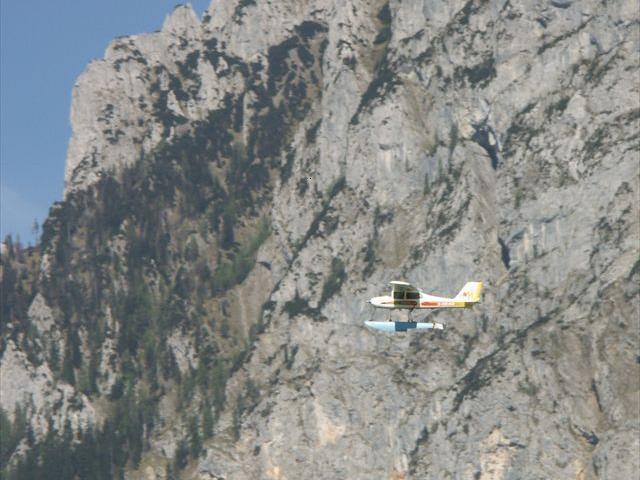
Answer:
[454,282,483,303]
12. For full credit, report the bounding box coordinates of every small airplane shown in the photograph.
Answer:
[365,280,483,332]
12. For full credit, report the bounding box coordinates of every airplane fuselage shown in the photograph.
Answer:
[370,294,471,309]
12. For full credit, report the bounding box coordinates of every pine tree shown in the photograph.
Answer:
[88,350,100,394]
[174,439,189,470]
[202,403,214,439]
[188,415,202,458]
[69,329,82,368]
[0,407,13,463]
[12,403,27,445]
[165,463,177,480]
[62,336,76,385]
[49,340,60,372]
[31,219,40,242]
[212,360,227,412]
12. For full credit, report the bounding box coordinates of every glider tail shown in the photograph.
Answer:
[454,282,483,303]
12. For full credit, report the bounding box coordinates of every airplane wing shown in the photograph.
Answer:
[389,281,419,293]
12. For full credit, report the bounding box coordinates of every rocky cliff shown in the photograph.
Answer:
[1,1,638,479]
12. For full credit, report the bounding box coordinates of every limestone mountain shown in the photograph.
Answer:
[1,0,638,479]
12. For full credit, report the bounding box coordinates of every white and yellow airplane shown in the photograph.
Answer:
[366,281,483,332]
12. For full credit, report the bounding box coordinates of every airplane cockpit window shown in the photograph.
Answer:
[393,291,404,299]
[406,291,420,300]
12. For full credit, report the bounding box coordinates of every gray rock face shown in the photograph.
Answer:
[6,0,638,478]
[65,5,227,193]
[193,1,639,478]
[0,341,96,441]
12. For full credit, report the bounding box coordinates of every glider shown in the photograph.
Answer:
[365,280,483,332]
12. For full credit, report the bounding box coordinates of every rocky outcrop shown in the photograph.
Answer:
[65,5,222,192]
[194,1,639,478]
[2,0,638,479]
[0,341,96,440]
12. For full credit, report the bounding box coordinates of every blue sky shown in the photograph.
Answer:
[1,0,212,245]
